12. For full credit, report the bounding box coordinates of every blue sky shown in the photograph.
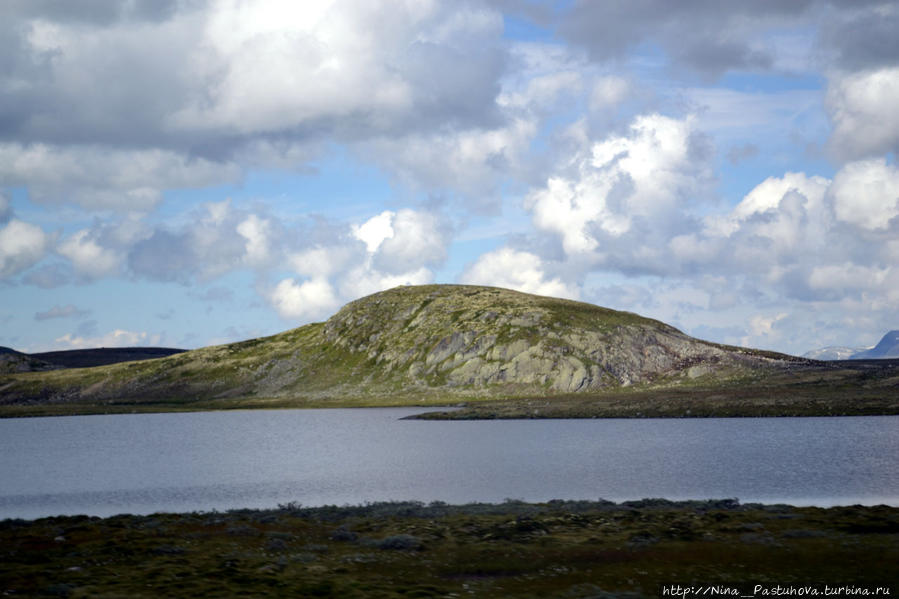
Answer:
[1,0,898,356]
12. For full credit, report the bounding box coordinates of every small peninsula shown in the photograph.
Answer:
[1,284,897,418]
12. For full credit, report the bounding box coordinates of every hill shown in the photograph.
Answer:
[852,330,899,359]
[1,285,897,418]
[0,347,60,374]
[29,347,186,368]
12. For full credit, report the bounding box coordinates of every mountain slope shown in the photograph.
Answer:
[0,285,808,408]
[852,331,899,359]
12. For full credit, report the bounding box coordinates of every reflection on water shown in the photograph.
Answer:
[1,409,896,519]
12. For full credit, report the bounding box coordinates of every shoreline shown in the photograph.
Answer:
[2,387,897,420]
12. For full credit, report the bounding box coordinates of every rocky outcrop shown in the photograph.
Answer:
[319,285,793,393]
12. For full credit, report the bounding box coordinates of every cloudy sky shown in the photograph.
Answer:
[1,0,897,356]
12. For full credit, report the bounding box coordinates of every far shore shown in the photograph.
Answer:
[2,380,898,419]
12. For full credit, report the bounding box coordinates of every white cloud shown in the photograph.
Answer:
[826,67,899,160]
[338,266,433,301]
[171,0,504,138]
[0,219,52,278]
[0,144,241,211]
[374,209,449,274]
[268,207,451,320]
[350,209,450,275]
[527,113,702,254]
[590,75,630,111]
[53,329,159,350]
[288,246,356,279]
[58,229,122,278]
[269,277,340,320]
[730,172,830,223]
[361,117,537,200]
[236,214,272,266]
[352,211,395,253]
[808,263,890,293]
[461,247,578,299]
[2,0,510,213]
[829,158,899,231]
[747,313,788,340]
[128,201,280,282]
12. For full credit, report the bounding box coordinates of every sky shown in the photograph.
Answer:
[1,0,897,357]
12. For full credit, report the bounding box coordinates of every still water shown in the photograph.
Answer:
[1,409,896,519]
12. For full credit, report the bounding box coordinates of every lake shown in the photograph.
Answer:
[1,409,896,519]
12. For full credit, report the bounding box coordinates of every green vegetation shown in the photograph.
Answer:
[2,500,896,597]
[1,284,897,419]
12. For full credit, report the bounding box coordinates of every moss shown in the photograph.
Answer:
[1,501,896,597]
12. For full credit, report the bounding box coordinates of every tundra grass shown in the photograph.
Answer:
[2,500,896,598]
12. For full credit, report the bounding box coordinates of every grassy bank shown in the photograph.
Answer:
[2,499,896,598]
[2,369,897,419]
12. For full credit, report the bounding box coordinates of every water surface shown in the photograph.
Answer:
[1,409,896,519]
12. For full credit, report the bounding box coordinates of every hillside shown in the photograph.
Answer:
[852,330,899,359]
[0,347,60,374]
[1,285,896,418]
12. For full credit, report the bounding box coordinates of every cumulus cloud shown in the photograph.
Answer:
[527,113,708,258]
[171,0,505,139]
[819,3,899,71]
[461,247,578,299]
[127,200,277,282]
[589,75,630,112]
[58,229,123,279]
[0,218,53,278]
[709,171,831,238]
[338,265,434,302]
[360,118,537,203]
[555,1,808,77]
[1,1,506,152]
[53,329,160,350]
[551,1,899,79]
[265,207,452,321]
[0,0,514,213]
[826,67,899,160]
[506,100,899,353]
[371,209,451,275]
[0,144,241,211]
[268,277,340,320]
[348,209,452,292]
[829,158,899,231]
[236,214,272,266]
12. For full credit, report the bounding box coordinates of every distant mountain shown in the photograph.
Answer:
[29,347,186,368]
[0,346,186,373]
[802,346,869,360]
[851,330,899,359]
